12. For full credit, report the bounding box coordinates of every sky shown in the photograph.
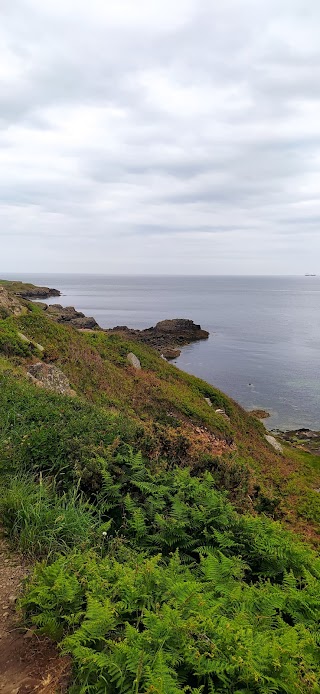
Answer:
[1,0,320,275]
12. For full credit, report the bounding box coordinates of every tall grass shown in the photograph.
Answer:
[0,475,100,558]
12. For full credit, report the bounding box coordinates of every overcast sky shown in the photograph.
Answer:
[1,0,320,274]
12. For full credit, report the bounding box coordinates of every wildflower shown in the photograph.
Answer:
[102,531,107,537]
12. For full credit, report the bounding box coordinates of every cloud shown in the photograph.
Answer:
[1,0,320,273]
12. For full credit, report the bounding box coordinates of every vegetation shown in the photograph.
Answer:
[0,283,320,691]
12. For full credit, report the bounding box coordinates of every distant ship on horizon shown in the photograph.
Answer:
[305,273,316,276]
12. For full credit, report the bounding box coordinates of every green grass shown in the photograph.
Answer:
[0,476,100,558]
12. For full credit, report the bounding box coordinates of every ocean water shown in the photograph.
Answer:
[3,273,320,431]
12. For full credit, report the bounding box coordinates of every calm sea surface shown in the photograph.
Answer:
[4,273,320,431]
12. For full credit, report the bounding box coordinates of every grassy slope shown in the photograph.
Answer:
[0,300,319,543]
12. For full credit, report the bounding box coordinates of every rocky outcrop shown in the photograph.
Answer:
[27,363,76,396]
[0,281,61,300]
[249,409,270,420]
[154,319,209,340]
[0,287,26,318]
[161,348,181,360]
[38,304,100,330]
[19,286,60,299]
[107,319,209,356]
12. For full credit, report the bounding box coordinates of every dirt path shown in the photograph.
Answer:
[0,534,71,693]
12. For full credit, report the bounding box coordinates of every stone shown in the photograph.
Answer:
[249,409,270,419]
[18,332,31,344]
[204,397,212,406]
[215,408,230,420]
[46,304,100,329]
[27,363,76,396]
[127,353,141,369]
[265,435,283,453]
[34,342,44,352]
[0,286,25,317]
[154,319,208,336]
[161,348,181,360]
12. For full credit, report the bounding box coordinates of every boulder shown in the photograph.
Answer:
[249,409,270,419]
[161,348,181,360]
[215,408,230,420]
[265,435,283,453]
[27,363,76,396]
[127,353,141,369]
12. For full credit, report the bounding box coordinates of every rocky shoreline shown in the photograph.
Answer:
[275,428,320,455]
[3,280,209,356]
[0,280,61,300]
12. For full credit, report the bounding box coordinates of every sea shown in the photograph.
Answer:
[3,273,320,432]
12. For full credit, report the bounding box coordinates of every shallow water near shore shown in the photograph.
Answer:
[3,273,320,431]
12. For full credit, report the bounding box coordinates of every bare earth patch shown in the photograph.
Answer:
[0,533,71,694]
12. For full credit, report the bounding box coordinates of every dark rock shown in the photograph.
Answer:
[45,304,100,329]
[155,319,208,337]
[69,316,100,329]
[19,286,60,299]
[106,318,209,354]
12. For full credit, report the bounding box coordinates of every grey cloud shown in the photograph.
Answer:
[1,0,320,273]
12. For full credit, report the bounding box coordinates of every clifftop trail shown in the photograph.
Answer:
[0,531,70,693]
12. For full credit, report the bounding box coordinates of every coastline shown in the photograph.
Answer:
[2,277,319,439]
